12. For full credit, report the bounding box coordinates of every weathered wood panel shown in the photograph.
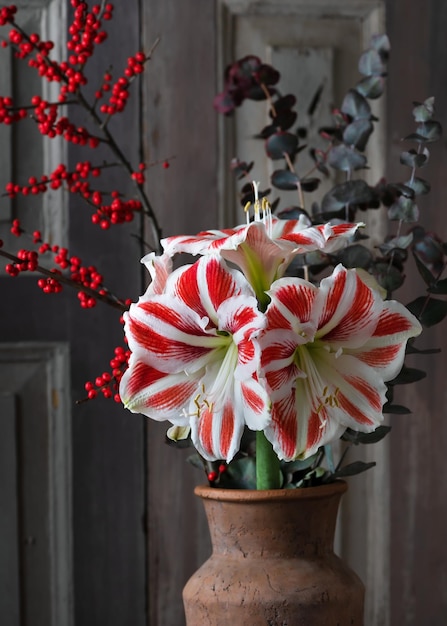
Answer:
[386,1,447,624]
[142,1,218,624]
[66,0,147,623]
[0,0,147,624]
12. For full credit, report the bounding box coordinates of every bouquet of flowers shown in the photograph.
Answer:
[1,5,444,493]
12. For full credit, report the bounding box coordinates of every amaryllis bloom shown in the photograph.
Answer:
[140,251,172,296]
[162,215,360,303]
[120,254,270,462]
[259,265,422,461]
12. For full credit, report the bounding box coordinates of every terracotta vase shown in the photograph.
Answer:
[183,480,364,625]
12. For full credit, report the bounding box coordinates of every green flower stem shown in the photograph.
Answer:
[256,431,281,490]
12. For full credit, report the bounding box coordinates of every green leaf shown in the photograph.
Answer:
[358,48,386,76]
[295,466,328,487]
[281,454,319,475]
[373,262,405,292]
[378,234,413,256]
[400,148,429,168]
[405,177,431,196]
[412,97,435,122]
[355,75,385,99]
[407,296,447,327]
[337,243,373,269]
[332,461,376,478]
[388,196,419,222]
[342,425,392,444]
[341,89,372,120]
[409,121,442,143]
[219,456,258,490]
[370,34,391,56]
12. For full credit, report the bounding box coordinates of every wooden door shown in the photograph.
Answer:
[142,1,447,625]
[0,1,146,625]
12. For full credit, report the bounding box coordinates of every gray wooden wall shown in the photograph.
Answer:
[387,0,447,623]
[1,1,447,625]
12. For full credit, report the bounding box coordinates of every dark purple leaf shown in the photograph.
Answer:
[300,177,320,192]
[253,63,280,86]
[272,109,297,131]
[273,94,296,111]
[271,169,299,190]
[265,131,298,160]
[213,90,238,115]
[230,158,254,179]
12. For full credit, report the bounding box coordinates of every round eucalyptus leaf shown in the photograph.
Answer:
[300,178,320,192]
[341,89,372,120]
[405,177,431,195]
[337,243,373,269]
[266,131,298,160]
[412,97,435,122]
[273,109,297,131]
[343,118,373,150]
[274,94,297,111]
[377,234,414,256]
[390,183,415,199]
[388,196,419,222]
[415,120,442,143]
[355,75,385,99]
[256,123,278,139]
[399,148,429,169]
[271,169,299,190]
[407,296,447,327]
[358,48,385,77]
[321,180,374,212]
[327,144,367,172]
[373,262,405,292]
[370,33,391,55]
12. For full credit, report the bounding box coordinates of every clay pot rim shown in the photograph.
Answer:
[194,479,347,503]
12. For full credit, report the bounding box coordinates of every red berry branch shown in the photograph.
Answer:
[0,1,168,402]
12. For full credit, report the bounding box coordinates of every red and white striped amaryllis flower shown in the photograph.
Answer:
[259,264,422,461]
[162,217,360,302]
[119,254,270,462]
[161,184,361,302]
